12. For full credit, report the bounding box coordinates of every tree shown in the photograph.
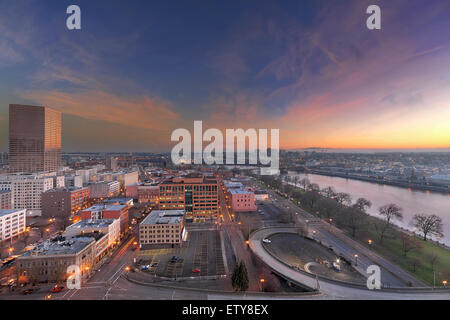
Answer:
[292,175,299,188]
[353,198,372,213]
[411,214,444,241]
[335,192,352,206]
[344,207,367,238]
[309,183,320,192]
[302,191,320,210]
[400,234,422,257]
[231,261,249,292]
[321,186,336,198]
[300,178,310,191]
[376,204,403,244]
[409,258,422,273]
[427,253,439,272]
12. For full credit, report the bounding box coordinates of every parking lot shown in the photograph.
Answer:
[134,230,227,279]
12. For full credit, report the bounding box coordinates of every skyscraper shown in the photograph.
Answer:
[9,104,62,173]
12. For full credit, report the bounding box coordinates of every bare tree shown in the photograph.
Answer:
[293,175,299,188]
[302,191,320,210]
[400,234,422,257]
[427,253,439,272]
[353,198,372,213]
[409,258,422,273]
[335,192,352,206]
[321,186,336,198]
[344,207,367,238]
[300,178,310,191]
[376,204,403,244]
[411,214,444,241]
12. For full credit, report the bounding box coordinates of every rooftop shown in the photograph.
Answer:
[21,237,95,257]
[229,189,253,195]
[66,218,116,230]
[83,204,127,212]
[141,210,185,225]
[0,209,25,218]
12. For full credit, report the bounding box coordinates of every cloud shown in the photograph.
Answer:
[21,90,182,132]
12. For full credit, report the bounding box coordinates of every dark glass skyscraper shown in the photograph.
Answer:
[9,104,62,173]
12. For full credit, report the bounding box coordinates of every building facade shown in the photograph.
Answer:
[0,209,27,241]
[0,190,12,209]
[159,175,218,222]
[81,204,129,235]
[16,237,96,284]
[229,189,257,212]
[9,104,61,173]
[137,185,159,205]
[41,187,90,219]
[139,210,185,248]
[88,181,120,199]
[0,173,55,216]
[64,219,120,260]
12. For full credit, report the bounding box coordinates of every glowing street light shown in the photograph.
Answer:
[443,280,447,287]
[259,278,265,291]
[354,254,358,266]
[368,239,372,245]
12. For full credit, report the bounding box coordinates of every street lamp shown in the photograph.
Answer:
[354,254,358,266]
[259,278,265,292]
[368,239,372,246]
[443,280,447,287]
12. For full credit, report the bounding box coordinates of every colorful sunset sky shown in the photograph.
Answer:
[0,0,449,152]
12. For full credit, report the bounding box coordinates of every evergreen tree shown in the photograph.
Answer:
[239,261,249,292]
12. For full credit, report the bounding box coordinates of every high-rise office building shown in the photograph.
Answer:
[9,104,62,173]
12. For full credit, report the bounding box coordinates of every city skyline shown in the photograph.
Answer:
[0,0,449,152]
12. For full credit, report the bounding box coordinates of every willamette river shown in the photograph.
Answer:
[287,172,450,246]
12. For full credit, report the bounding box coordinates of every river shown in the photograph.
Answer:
[286,172,450,246]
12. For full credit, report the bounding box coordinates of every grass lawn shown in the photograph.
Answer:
[357,227,450,286]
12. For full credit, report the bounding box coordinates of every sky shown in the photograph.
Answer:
[0,0,449,152]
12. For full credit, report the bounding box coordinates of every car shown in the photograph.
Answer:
[262,238,271,244]
[192,268,201,273]
[151,262,159,268]
[21,289,35,295]
[170,256,179,263]
[332,262,341,272]
[141,265,150,271]
[51,285,65,293]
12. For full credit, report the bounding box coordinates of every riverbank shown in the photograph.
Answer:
[307,169,450,194]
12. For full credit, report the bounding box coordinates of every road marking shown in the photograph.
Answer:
[104,287,112,300]
[108,262,127,284]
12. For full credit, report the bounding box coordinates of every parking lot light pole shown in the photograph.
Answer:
[354,254,358,266]
[259,278,265,292]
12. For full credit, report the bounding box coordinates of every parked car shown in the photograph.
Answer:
[21,289,35,295]
[192,268,201,273]
[51,285,65,293]
[151,262,159,268]
[170,256,179,263]
[262,238,271,244]
[141,265,150,271]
